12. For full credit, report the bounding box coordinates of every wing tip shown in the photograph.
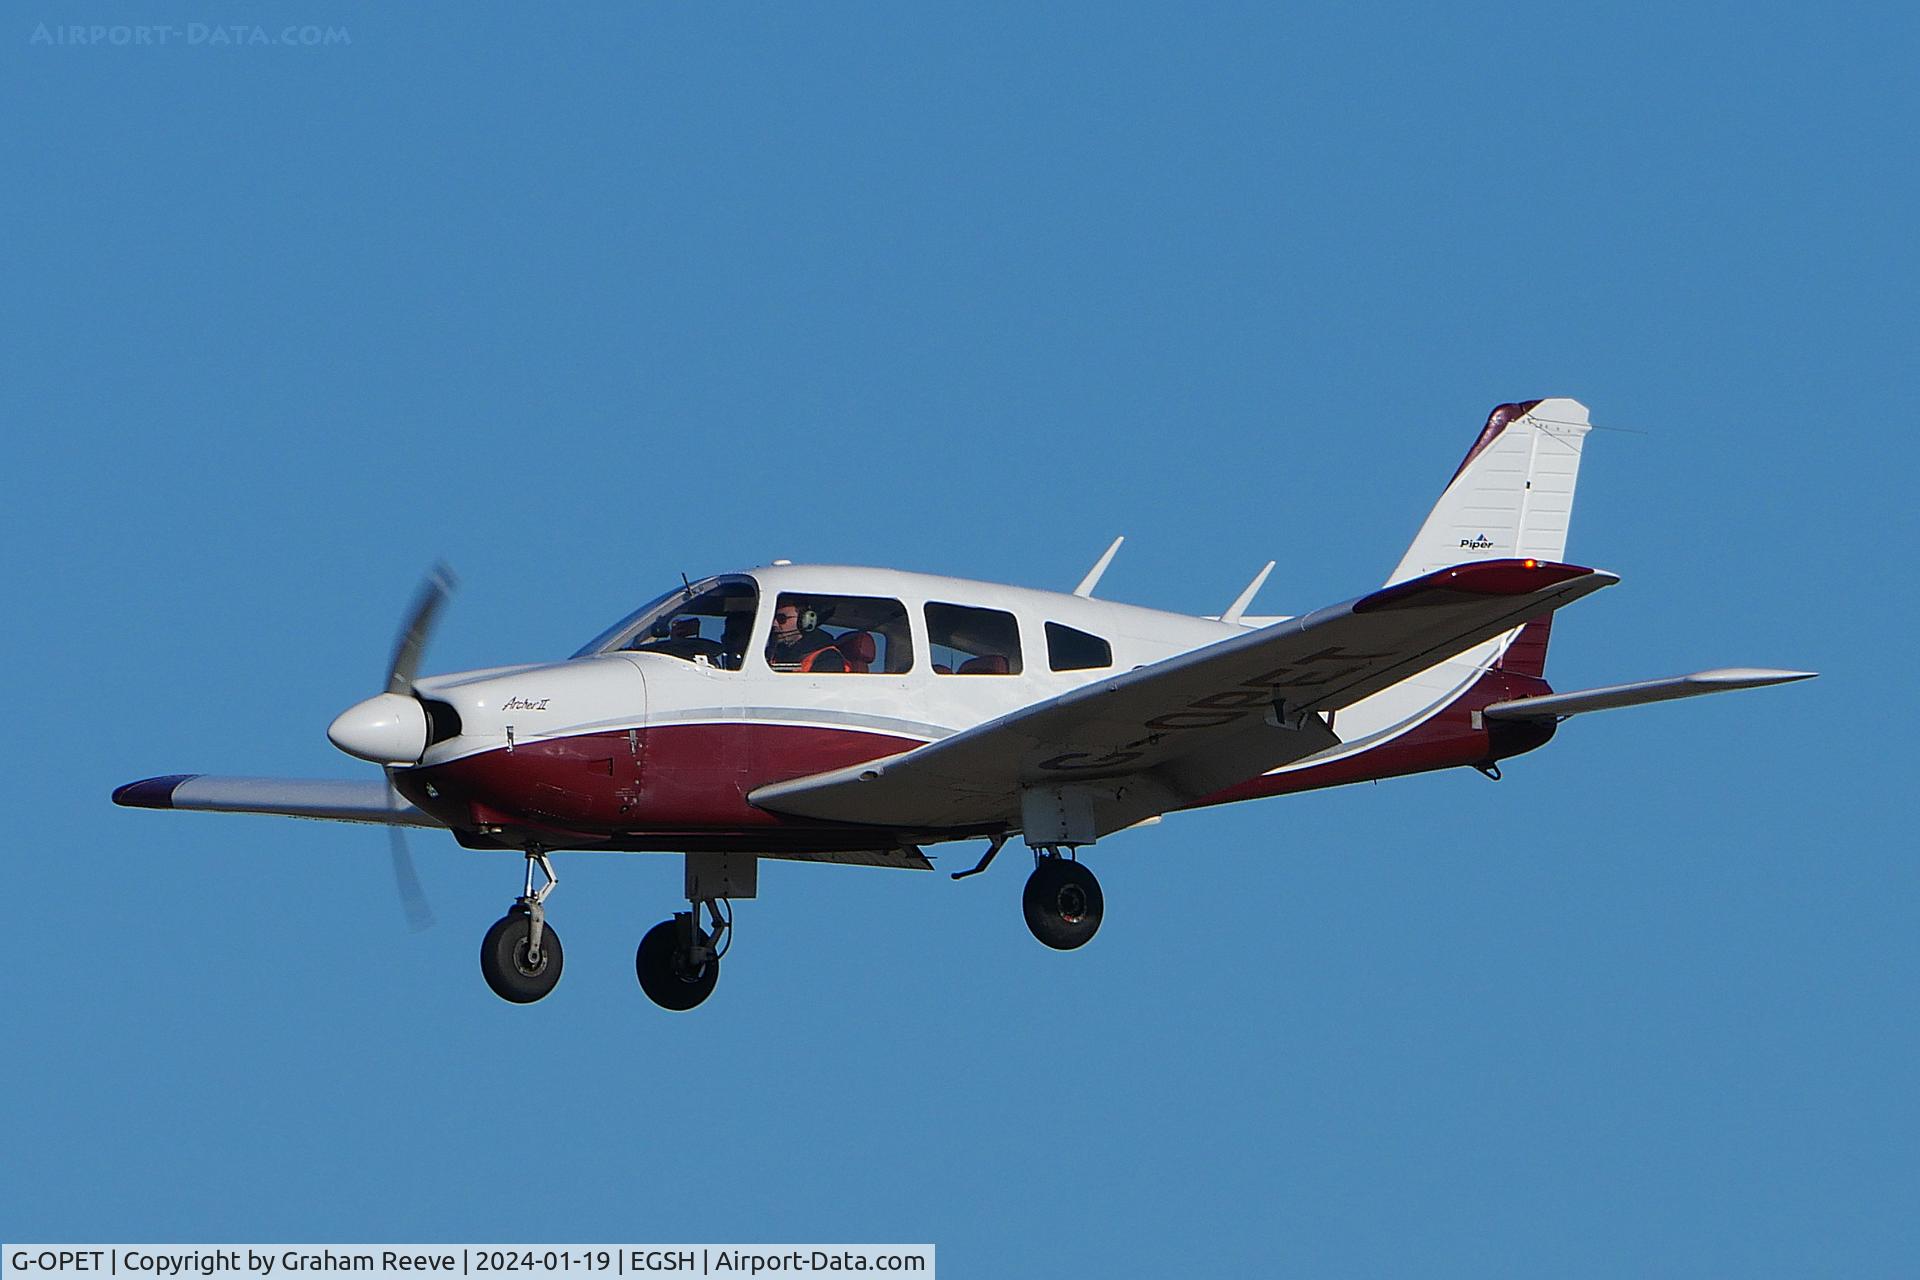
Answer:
[1694,667,1819,687]
[112,774,200,809]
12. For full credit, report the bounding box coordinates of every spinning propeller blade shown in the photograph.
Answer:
[388,562,458,695]
[385,776,436,933]
[379,562,457,931]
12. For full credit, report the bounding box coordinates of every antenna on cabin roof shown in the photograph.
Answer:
[1073,536,1125,598]
[1221,561,1276,625]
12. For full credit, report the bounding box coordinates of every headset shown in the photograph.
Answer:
[777,599,819,632]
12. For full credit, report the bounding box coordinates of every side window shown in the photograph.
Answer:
[1045,621,1112,672]
[766,593,913,674]
[926,603,1023,675]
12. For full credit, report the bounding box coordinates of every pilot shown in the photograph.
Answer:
[766,600,843,672]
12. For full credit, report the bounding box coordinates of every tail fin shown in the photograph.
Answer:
[1387,399,1592,678]
[1386,398,1592,586]
[1496,614,1554,678]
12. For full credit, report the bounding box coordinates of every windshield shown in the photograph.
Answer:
[571,575,760,668]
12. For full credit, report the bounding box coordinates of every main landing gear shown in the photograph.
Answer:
[952,835,1107,950]
[480,848,564,1003]
[635,900,727,1011]
[1022,849,1103,950]
[635,853,752,1012]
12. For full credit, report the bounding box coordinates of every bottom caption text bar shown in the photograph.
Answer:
[5,1249,933,1279]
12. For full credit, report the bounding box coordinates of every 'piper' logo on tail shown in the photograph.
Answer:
[1459,534,1495,550]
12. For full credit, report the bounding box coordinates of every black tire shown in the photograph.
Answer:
[480,907,564,1003]
[1023,858,1104,950]
[635,917,720,1011]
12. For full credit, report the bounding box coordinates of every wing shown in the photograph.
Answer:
[751,559,1617,837]
[112,775,444,827]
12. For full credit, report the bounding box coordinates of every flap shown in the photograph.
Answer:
[758,847,935,871]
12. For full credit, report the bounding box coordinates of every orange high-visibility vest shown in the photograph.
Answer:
[797,644,847,673]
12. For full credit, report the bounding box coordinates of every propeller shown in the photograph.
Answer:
[359,563,458,932]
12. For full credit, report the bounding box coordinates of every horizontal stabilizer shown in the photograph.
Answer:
[1480,668,1816,722]
[112,775,444,827]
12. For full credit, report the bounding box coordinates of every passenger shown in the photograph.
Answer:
[766,600,842,672]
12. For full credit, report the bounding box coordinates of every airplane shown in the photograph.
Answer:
[114,398,1814,1010]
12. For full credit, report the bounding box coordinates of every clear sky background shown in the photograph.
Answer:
[4,2,1914,1274]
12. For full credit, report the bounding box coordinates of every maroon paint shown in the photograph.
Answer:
[112,774,198,808]
[393,663,1555,851]
[1497,615,1554,679]
[1447,400,1544,485]
[397,722,922,841]
[1357,559,1591,613]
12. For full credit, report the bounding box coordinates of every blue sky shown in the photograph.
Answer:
[4,2,1914,1273]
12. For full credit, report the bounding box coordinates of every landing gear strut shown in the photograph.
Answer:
[1023,850,1103,950]
[480,848,564,1003]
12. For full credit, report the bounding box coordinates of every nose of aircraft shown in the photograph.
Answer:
[328,692,428,765]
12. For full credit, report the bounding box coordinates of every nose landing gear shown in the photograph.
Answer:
[1022,850,1103,950]
[480,848,564,1003]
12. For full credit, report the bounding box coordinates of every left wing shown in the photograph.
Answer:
[112,775,444,827]
[751,559,1617,837]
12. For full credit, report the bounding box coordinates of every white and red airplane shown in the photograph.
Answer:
[115,399,1812,1010]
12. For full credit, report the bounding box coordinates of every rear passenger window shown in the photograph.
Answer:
[1045,622,1112,672]
[926,603,1022,675]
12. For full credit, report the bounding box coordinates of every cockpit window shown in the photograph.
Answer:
[571,575,759,668]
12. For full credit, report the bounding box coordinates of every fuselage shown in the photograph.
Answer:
[388,563,1552,853]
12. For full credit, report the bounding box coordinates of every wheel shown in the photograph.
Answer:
[1023,857,1103,950]
[636,917,720,1011]
[480,907,564,1003]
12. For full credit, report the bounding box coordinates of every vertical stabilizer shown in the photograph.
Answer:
[1386,398,1592,586]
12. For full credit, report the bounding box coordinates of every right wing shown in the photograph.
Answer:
[112,775,444,827]
[752,559,1617,836]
